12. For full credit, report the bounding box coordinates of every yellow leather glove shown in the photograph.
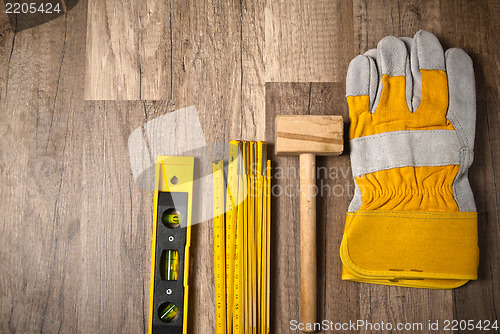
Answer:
[340,30,478,289]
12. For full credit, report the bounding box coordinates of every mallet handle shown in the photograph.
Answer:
[299,153,317,331]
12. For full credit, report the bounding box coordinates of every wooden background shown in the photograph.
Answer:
[1,0,499,333]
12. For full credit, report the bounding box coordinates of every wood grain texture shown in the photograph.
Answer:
[78,101,152,333]
[85,0,266,141]
[169,2,242,331]
[440,0,500,328]
[242,0,266,140]
[298,152,318,329]
[266,83,358,332]
[1,0,499,333]
[265,83,308,332]
[85,0,171,100]
[308,84,360,331]
[276,115,343,156]
[265,0,354,82]
[0,1,88,333]
[352,0,441,54]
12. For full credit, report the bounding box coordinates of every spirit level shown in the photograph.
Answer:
[149,156,194,334]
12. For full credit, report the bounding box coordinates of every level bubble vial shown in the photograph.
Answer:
[160,250,180,281]
[158,302,178,323]
[162,208,182,228]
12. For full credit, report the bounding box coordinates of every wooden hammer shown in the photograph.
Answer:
[275,115,343,332]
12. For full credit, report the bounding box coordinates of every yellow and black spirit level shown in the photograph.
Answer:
[148,156,193,334]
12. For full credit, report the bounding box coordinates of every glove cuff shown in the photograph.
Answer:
[340,211,478,289]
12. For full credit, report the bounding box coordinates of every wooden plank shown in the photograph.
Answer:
[0,12,12,102]
[440,0,499,55]
[265,83,304,333]
[308,83,358,331]
[171,0,243,143]
[138,1,172,100]
[85,0,140,100]
[265,82,357,332]
[0,1,88,333]
[169,1,240,332]
[352,0,441,54]
[265,0,354,82]
[440,1,500,326]
[452,99,500,327]
[242,0,266,140]
[78,101,152,333]
[169,0,265,331]
[85,0,171,100]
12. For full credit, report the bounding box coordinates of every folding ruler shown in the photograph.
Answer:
[213,141,271,334]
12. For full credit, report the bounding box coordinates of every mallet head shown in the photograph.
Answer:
[275,115,344,156]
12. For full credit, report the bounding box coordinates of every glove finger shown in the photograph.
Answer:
[377,36,409,112]
[378,36,407,76]
[346,55,376,97]
[346,55,379,111]
[400,37,415,112]
[363,48,381,112]
[445,48,476,150]
[414,30,446,71]
[346,55,379,139]
[363,48,378,59]
[445,48,476,212]
[413,30,448,120]
[408,35,422,111]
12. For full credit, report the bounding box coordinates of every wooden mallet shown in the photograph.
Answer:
[275,115,343,332]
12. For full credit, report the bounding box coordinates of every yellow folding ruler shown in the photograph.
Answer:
[148,156,194,334]
[213,141,271,334]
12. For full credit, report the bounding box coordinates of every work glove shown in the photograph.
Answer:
[340,30,478,289]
